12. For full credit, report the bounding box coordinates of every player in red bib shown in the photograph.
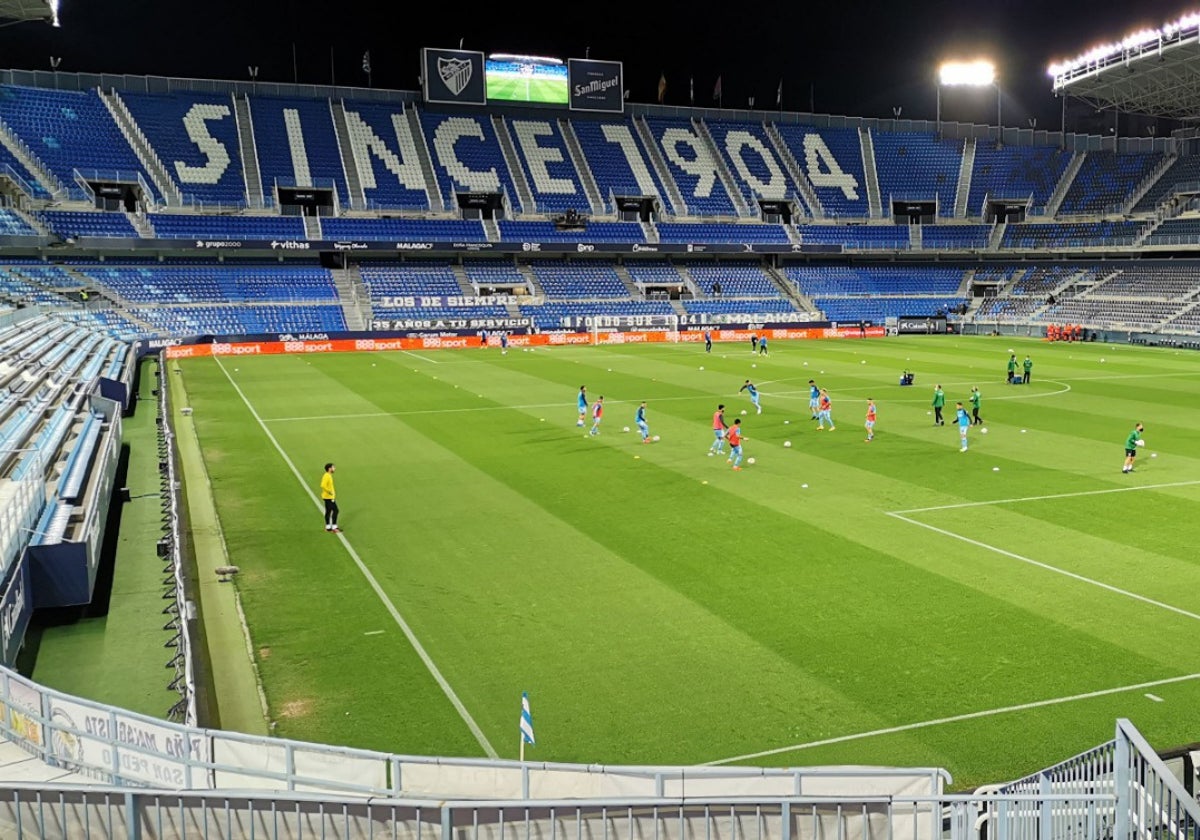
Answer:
[727,418,745,470]
[708,403,729,456]
[865,399,877,442]
[588,396,604,436]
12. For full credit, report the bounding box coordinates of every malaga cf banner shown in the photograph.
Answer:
[422,47,487,105]
[568,59,624,113]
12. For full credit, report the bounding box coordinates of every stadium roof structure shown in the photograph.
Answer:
[1049,11,1200,121]
[0,0,57,26]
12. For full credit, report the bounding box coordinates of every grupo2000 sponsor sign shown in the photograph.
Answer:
[165,326,881,360]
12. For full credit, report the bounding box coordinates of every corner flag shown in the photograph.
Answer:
[519,692,535,759]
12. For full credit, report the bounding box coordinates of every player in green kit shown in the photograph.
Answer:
[969,386,982,425]
[1123,423,1144,473]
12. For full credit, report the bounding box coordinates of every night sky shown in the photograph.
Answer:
[0,0,1193,133]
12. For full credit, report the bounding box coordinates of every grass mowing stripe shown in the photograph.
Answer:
[886,511,1200,622]
[212,356,498,758]
[704,671,1200,766]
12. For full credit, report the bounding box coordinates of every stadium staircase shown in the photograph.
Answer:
[101,89,183,207]
[635,116,688,217]
[125,210,154,238]
[65,268,158,333]
[335,264,370,330]
[406,107,445,213]
[492,116,534,214]
[451,264,475,296]
[693,117,750,217]
[11,207,49,236]
[559,118,604,215]
[0,117,67,200]
[988,221,1006,251]
[858,127,883,218]
[765,266,817,314]
[1045,152,1085,218]
[996,269,1028,298]
[329,101,367,210]
[1124,153,1177,215]
[956,268,976,297]
[954,138,976,218]
[1163,298,1200,331]
[640,219,659,243]
[482,217,501,242]
[302,214,322,239]
[516,263,542,296]
[232,94,266,208]
[1133,216,1165,247]
[765,122,822,217]
[612,264,642,297]
[784,222,802,245]
[909,225,922,250]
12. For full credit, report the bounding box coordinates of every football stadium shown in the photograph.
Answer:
[0,0,1195,834]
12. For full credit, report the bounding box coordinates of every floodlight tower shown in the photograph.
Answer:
[936,60,1000,134]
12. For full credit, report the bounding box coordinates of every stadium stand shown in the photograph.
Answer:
[248,95,350,206]
[967,142,1071,215]
[798,224,909,249]
[656,222,790,244]
[1001,220,1145,249]
[641,116,738,216]
[772,125,870,218]
[498,220,643,243]
[870,130,962,216]
[504,117,590,214]
[148,213,306,240]
[704,120,796,203]
[0,208,36,236]
[322,216,486,242]
[0,86,158,201]
[119,91,249,207]
[0,140,49,198]
[40,210,138,238]
[339,101,432,211]
[921,224,991,250]
[1057,150,1163,216]
[571,118,675,215]
[418,110,523,211]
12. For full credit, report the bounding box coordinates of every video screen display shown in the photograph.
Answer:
[485,55,569,104]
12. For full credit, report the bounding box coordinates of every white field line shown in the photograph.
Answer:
[892,480,1200,515]
[703,672,1200,766]
[400,350,440,364]
[1145,694,1164,702]
[885,512,1200,623]
[213,357,498,758]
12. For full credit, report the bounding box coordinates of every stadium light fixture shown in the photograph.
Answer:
[1048,10,1200,79]
[936,60,1001,135]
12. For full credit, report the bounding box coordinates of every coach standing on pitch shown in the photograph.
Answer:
[321,463,341,533]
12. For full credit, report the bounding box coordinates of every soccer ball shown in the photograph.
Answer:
[747,457,756,465]
[741,409,748,415]
[652,435,660,442]
[783,441,792,448]
[699,366,704,370]
[622,426,630,432]
[981,428,988,434]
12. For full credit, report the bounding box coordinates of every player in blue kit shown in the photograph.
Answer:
[740,379,762,414]
[576,386,588,427]
[589,396,604,436]
[956,401,971,451]
[636,401,651,443]
[808,379,820,419]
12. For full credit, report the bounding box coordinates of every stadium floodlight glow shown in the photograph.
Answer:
[488,53,563,65]
[1048,9,1200,79]
[938,60,996,87]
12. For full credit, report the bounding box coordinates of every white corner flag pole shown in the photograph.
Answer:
[520,691,535,762]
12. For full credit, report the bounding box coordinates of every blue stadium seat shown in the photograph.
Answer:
[772,125,869,218]
[642,116,737,217]
[249,95,350,207]
[571,119,677,215]
[871,131,962,217]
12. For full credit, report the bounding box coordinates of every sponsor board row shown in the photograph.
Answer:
[164,326,884,359]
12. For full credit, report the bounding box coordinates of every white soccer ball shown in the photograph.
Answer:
[784,420,790,425]
[992,467,1000,471]
[1008,348,1014,353]
[1151,453,1158,458]
[783,441,792,448]
[747,457,756,465]
[801,483,809,488]
[741,409,748,415]
[699,366,704,370]
[981,428,988,434]
[622,426,631,432]
[861,360,866,364]
[752,363,757,368]
[652,435,660,442]
[1100,358,1106,363]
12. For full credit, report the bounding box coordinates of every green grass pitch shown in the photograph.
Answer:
[486,74,569,104]
[174,335,1200,789]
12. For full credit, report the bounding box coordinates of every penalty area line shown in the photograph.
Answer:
[213,356,498,758]
[703,672,1200,766]
[892,479,1200,514]
[885,512,1200,623]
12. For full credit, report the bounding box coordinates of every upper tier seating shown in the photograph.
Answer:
[1058,151,1162,216]
[418,111,522,211]
[704,120,795,204]
[149,214,305,240]
[656,222,789,244]
[249,96,349,206]
[502,117,589,214]
[871,131,962,217]
[0,209,36,236]
[1001,221,1144,250]
[1134,156,1200,213]
[0,86,157,201]
[642,116,738,217]
[321,217,486,242]
[772,125,870,218]
[120,91,248,207]
[785,265,962,297]
[0,141,49,198]
[40,210,136,238]
[967,142,1070,215]
[571,119,675,215]
[339,101,430,211]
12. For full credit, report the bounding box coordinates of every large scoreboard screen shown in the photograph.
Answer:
[485,54,569,104]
